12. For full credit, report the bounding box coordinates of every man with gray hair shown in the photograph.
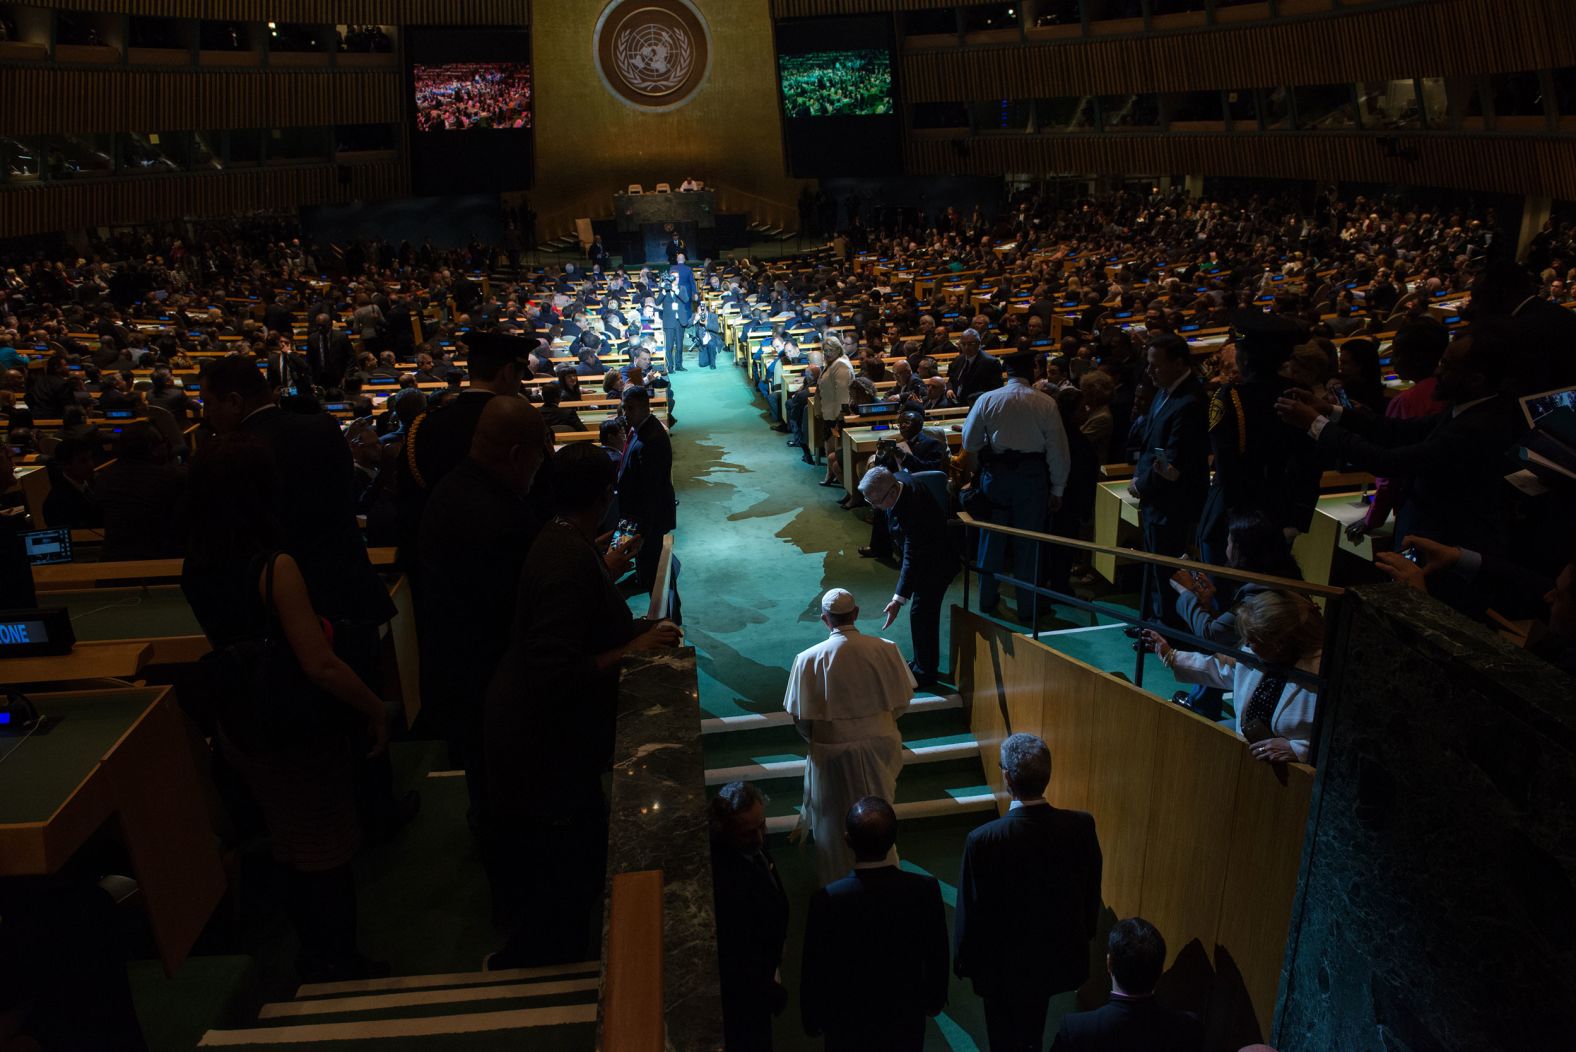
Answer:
[783,588,915,885]
[949,327,1003,405]
[954,733,1103,1051]
[858,464,959,689]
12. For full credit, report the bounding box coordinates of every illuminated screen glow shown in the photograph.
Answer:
[413,62,533,132]
[778,50,893,119]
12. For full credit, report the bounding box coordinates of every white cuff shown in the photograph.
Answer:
[890,594,909,607]
[1308,415,1330,439]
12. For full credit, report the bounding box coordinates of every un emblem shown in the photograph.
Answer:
[594,0,710,110]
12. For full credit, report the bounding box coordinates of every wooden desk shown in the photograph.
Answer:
[841,423,965,498]
[0,686,225,975]
[1,641,153,685]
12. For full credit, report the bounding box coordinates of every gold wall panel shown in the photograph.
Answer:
[530,0,800,237]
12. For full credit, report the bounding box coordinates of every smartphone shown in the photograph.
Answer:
[1243,719,1275,744]
[611,518,638,550]
[1335,387,1354,410]
[1400,545,1422,566]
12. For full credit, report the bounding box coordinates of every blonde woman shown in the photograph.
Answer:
[1141,589,1323,763]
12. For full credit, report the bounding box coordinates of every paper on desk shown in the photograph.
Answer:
[1506,469,1552,496]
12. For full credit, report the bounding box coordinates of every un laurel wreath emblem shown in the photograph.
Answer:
[595,0,711,110]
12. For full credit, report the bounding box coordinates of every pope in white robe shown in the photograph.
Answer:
[784,588,915,886]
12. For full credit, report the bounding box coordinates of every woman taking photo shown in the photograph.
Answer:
[182,434,389,982]
[1142,588,1323,763]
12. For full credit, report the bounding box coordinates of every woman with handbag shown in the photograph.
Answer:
[182,434,390,982]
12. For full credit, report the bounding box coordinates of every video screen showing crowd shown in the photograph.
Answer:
[778,50,894,118]
[412,62,532,132]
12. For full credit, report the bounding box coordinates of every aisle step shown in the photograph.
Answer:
[198,1004,596,1046]
[259,978,600,1020]
[705,734,977,786]
[295,962,598,1000]
[700,691,961,734]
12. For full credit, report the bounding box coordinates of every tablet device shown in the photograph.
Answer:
[21,528,72,566]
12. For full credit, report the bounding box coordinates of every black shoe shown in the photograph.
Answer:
[770,423,789,433]
[818,478,840,488]
[858,546,888,559]
[787,439,804,447]
[801,453,815,465]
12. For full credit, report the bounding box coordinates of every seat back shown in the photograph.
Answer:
[627,184,643,195]
[654,182,672,193]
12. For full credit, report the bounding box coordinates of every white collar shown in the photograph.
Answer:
[1009,798,1050,810]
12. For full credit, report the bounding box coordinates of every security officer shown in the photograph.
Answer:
[1198,312,1321,579]
[958,348,1070,619]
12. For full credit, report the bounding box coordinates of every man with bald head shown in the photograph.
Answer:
[800,796,949,1051]
[418,395,552,847]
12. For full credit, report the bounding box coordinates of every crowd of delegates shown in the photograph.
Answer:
[0,219,700,1005]
[778,52,894,118]
[3,186,1576,1045]
[413,63,532,132]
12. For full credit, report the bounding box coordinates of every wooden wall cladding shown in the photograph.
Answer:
[0,68,403,134]
[0,161,408,238]
[898,0,1576,100]
[31,1,529,24]
[772,0,951,14]
[906,133,1576,199]
[952,608,1315,1044]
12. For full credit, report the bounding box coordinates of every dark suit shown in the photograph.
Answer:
[662,284,691,370]
[956,803,1103,1052]
[618,413,678,604]
[1315,396,1517,555]
[1132,375,1209,624]
[93,461,186,561]
[41,475,100,530]
[888,480,959,682]
[1049,997,1202,1052]
[712,845,790,1051]
[951,351,1003,405]
[800,865,949,1051]
[892,431,948,474]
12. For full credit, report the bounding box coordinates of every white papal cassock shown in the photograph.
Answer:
[783,624,915,886]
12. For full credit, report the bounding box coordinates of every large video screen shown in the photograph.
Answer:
[775,17,900,177]
[413,62,532,132]
[406,27,533,195]
[779,50,893,119]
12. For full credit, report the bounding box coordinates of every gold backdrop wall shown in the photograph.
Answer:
[530,0,802,233]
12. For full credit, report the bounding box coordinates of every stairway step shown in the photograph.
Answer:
[705,735,977,786]
[261,978,599,1020]
[701,691,960,734]
[763,790,996,835]
[295,962,598,1000]
[198,1004,595,1046]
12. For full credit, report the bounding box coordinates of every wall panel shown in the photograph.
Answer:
[907,133,1576,200]
[0,68,403,134]
[0,161,408,238]
[954,608,1315,1043]
[32,1,528,24]
[892,0,1576,99]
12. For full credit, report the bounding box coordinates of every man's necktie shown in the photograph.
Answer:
[1243,671,1286,729]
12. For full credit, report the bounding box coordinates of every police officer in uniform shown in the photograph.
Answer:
[958,348,1071,619]
[1197,312,1321,582]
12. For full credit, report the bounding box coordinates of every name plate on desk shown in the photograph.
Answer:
[0,608,75,657]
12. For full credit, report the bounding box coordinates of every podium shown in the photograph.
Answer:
[614,190,716,264]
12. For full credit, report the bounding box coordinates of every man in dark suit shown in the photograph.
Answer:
[800,797,949,1051]
[710,781,790,1052]
[1129,333,1209,625]
[661,269,691,371]
[305,314,354,389]
[1049,918,1202,1052]
[617,385,679,616]
[262,289,294,339]
[859,465,959,689]
[1275,323,1519,557]
[955,733,1103,1052]
[949,328,1003,405]
[418,397,551,843]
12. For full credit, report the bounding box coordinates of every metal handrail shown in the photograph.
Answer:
[953,511,1342,758]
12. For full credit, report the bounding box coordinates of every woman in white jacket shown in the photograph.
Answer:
[1142,589,1324,763]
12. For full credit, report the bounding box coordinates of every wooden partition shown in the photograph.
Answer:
[601,870,665,1052]
[953,607,1314,1049]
